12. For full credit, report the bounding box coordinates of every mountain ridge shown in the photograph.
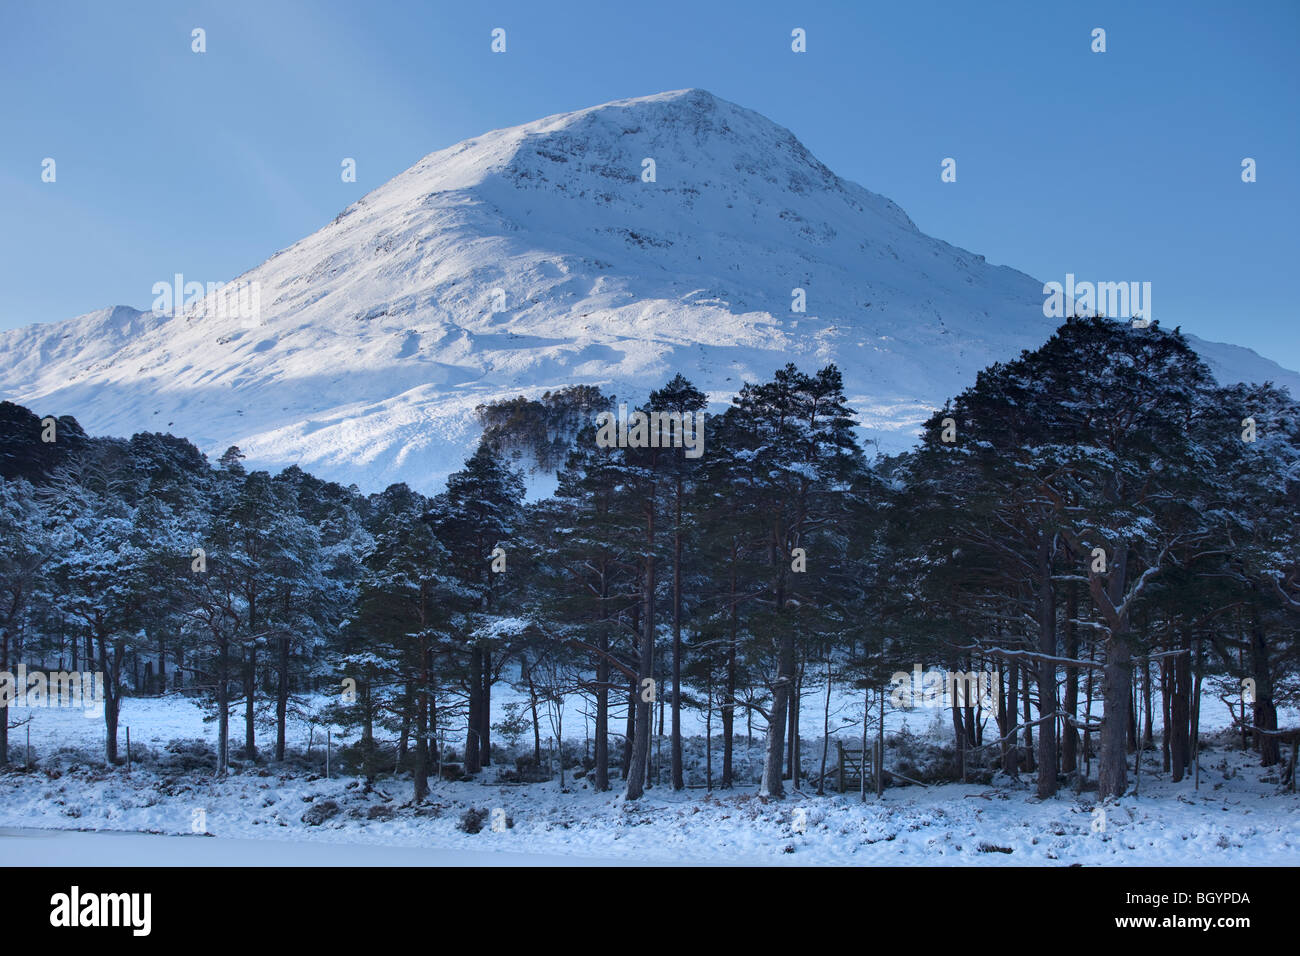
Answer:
[3,89,1296,491]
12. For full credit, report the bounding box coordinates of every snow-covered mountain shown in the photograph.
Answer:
[3,89,1296,492]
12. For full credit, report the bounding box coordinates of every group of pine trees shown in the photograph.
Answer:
[1,317,1297,802]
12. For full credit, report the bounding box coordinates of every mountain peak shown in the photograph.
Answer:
[515,87,733,133]
[502,86,837,184]
[3,93,1296,492]
[379,87,861,213]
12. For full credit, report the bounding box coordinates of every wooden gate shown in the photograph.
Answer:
[836,740,873,793]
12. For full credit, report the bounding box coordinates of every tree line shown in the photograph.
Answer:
[1,316,1296,802]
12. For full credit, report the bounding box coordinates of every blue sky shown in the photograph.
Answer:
[2,0,1297,368]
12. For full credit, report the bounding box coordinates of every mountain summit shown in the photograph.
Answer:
[3,89,1296,490]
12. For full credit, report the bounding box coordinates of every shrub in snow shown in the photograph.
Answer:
[42,747,106,775]
[162,739,217,773]
[493,756,550,784]
[458,807,488,834]
[301,800,341,826]
[338,740,397,777]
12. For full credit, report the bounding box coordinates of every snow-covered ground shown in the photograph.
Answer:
[3,692,1295,866]
[1,746,1295,866]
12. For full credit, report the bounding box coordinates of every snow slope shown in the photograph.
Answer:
[3,89,1296,492]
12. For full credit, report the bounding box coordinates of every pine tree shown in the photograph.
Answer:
[647,374,708,790]
[710,364,862,797]
[426,443,525,774]
[0,477,53,764]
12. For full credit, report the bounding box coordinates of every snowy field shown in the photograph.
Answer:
[2,693,1297,866]
[1,675,1268,763]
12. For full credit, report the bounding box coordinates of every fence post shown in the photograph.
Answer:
[876,686,885,799]
[126,726,131,776]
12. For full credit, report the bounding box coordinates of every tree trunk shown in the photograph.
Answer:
[104,686,120,764]
[1002,660,1019,776]
[721,542,738,788]
[670,486,684,790]
[244,644,257,761]
[414,646,430,801]
[1098,637,1132,799]
[1062,583,1079,774]
[1160,657,1171,773]
[1250,613,1280,766]
[594,635,609,791]
[428,679,438,782]
[952,698,967,781]
[964,655,977,748]
[216,632,229,775]
[786,665,799,782]
[1036,538,1058,797]
[275,634,289,761]
[480,647,492,766]
[622,676,635,781]
[92,623,125,766]
[706,666,713,790]
[465,646,482,775]
[1141,655,1154,749]
[1191,641,1203,782]
[1170,635,1191,781]
[1094,546,1132,800]
[625,545,656,800]
[1083,641,1095,778]
[817,657,831,795]
[361,677,376,784]
[1127,668,1139,753]
[761,543,794,800]
[1021,666,1035,771]
[761,632,795,798]
[414,695,429,801]
[0,628,9,765]
[394,683,409,771]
